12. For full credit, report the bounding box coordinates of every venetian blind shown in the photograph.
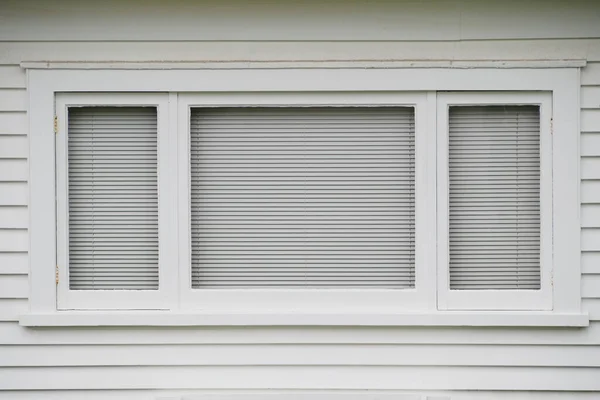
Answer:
[68,107,159,290]
[190,107,415,288]
[449,105,541,290]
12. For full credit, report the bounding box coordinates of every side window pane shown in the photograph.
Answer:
[449,106,541,290]
[67,107,159,290]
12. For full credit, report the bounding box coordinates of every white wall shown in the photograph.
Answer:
[1,0,600,398]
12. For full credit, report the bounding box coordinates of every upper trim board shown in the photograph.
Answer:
[21,60,588,70]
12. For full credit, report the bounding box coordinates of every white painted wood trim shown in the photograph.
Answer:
[436,92,554,311]
[19,311,589,327]
[20,60,587,70]
[24,69,584,93]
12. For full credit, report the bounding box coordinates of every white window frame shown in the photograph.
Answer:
[54,93,178,310]
[24,66,585,326]
[177,92,436,313]
[436,92,553,311]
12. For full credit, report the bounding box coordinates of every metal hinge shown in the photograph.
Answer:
[54,116,58,134]
[550,117,553,135]
[55,265,59,285]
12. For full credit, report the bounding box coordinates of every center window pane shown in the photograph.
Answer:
[190,107,415,288]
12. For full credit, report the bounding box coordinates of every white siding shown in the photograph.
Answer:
[0,0,599,398]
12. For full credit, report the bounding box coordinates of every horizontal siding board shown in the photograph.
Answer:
[582,228,600,251]
[2,393,600,400]
[0,206,27,229]
[1,365,600,391]
[0,182,27,206]
[458,0,600,40]
[581,180,600,203]
[0,253,28,274]
[0,0,461,41]
[0,136,27,159]
[2,0,600,41]
[0,275,28,299]
[2,344,600,367]
[583,299,600,321]
[582,110,600,132]
[581,205,600,227]
[0,112,27,136]
[582,63,600,85]
[2,40,600,64]
[0,299,27,322]
[0,66,26,89]
[581,62,600,85]
[581,158,600,180]
[580,133,600,156]
[0,230,28,252]
[582,252,600,274]
[1,393,600,400]
[582,275,600,299]
[581,86,600,109]
[1,323,600,345]
[0,90,27,112]
[0,159,28,181]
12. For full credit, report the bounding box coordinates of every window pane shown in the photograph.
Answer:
[449,106,541,290]
[67,107,159,290]
[190,107,415,288]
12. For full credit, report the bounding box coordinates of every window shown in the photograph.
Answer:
[67,107,159,291]
[55,94,176,310]
[189,106,416,289]
[26,67,585,326]
[176,93,434,313]
[436,93,553,311]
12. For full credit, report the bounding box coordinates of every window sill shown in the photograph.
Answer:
[19,311,589,327]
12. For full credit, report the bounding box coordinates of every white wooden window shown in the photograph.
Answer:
[177,93,435,313]
[25,67,585,326]
[437,93,553,310]
[55,93,177,310]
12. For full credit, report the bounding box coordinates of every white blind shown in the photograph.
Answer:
[68,107,159,290]
[449,106,541,290]
[190,107,415,288]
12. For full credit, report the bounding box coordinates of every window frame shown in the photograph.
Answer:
[177,92,436,313]
[25,67,585,325]
[436,92,554,311]
[54,93,178,310]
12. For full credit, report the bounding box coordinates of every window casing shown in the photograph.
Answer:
[26,67,584,325]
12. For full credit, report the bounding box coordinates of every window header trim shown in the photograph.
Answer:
[20,60,587,70]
